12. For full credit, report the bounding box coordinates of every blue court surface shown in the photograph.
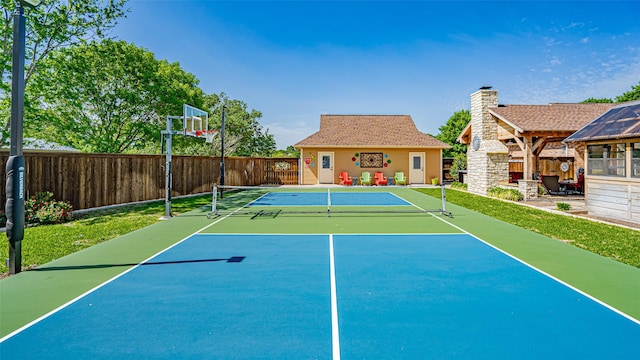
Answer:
[249,191,411,207]
[1,233,639,359]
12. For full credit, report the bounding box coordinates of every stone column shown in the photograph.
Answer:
[518,179,539,200]
[467,87,509,195]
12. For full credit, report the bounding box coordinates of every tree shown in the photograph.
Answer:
[271,146,300,158]
[615,81,640,102]
[435,109,470,158]
[27,40,203,153]
[203,93,276,157]
[1,0,127,145]
[581,81,640,104]
[580,97,613,103]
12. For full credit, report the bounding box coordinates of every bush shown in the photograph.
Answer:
[449,154,467,181]
[488,187,523,201]
[24,192,73,226]
[556,202,571,211]
[538,184,546,195]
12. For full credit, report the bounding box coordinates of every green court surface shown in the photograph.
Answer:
[1,187,639,347]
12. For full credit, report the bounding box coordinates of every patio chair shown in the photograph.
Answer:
[360,171,372,186]
[541,175,565,195]
[567,172,584,194]
[394,172,407,185]
[339,171,353,186]
[374,172,388,186]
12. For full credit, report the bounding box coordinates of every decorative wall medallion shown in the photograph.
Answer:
[472,135,481,151]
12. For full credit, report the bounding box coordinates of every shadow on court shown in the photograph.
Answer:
[31,256,245,272]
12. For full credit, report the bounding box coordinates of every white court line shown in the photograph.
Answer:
[329,234,341,360]
[425,211,640,326]
[0,214,234,343]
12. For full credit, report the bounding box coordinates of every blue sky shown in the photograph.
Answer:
[112,1,640,148]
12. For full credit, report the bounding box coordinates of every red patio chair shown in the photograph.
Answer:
[568,173,584,194]
[374,172,387,186]
[339,171,353,185]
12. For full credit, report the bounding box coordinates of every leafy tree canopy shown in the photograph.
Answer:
[1,0,127,145]
[581,81,640,103]
[580,97,613,103]
[28,39,203,153]
[615,81,640,102]
[202,93,276,157]
[271,146,300,158]
[435,109,470,158]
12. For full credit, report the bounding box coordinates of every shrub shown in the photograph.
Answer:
[488,187,523,201]
[556,202,571,211]
[449,154,467,181]
[538,184,546,195]
[24,192,73,226]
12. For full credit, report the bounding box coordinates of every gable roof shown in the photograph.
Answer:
[294,115,450,148]
[489,103,616,133]
[565,101,640,143]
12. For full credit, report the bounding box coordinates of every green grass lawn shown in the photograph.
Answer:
[0,195,212,276]
[416,187,640,269]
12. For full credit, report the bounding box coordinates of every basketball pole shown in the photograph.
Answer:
[163,116,173,219]
[5,2,38,275]
[161,115,181,219]
[219,104,226,199]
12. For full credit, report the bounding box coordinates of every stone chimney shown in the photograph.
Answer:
[466,87,509,195]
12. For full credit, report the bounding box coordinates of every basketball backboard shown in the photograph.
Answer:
[183,104,209,137]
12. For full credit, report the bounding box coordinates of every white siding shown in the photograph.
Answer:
[631,185,640,223]
[587,180,640,223]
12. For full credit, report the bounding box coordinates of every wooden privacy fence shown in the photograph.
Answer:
[0,152,299,211]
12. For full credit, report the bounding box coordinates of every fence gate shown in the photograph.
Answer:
[264,158,299,185]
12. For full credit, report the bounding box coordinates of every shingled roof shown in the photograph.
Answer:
[489,103,615,132]
[295,115,450,148]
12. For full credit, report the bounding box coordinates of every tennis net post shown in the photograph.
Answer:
[440,184,452,218]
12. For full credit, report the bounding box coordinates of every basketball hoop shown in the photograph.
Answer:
[203,130,218,143]
[185,129,218,143]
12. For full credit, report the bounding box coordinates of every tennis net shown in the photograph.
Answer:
[207,185,452,219]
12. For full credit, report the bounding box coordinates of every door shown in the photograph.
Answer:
[409,152,425,184]
[318,152,334,184]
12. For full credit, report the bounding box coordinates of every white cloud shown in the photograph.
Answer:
[567,22,584,29]
[549,56,562,66]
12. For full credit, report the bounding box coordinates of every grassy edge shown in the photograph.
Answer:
[0,194,213,277]
[415,187,640,269]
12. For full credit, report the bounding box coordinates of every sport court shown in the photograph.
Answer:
[1,187,639,358]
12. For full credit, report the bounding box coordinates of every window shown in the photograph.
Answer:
[322,155,331,169]
[587,143,626,177]
[633,143,640,178]
[412,155,422,170]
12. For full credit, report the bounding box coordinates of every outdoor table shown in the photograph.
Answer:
[560,180,577,193]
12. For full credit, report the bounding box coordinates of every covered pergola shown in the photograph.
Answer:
[458,102,615,180]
